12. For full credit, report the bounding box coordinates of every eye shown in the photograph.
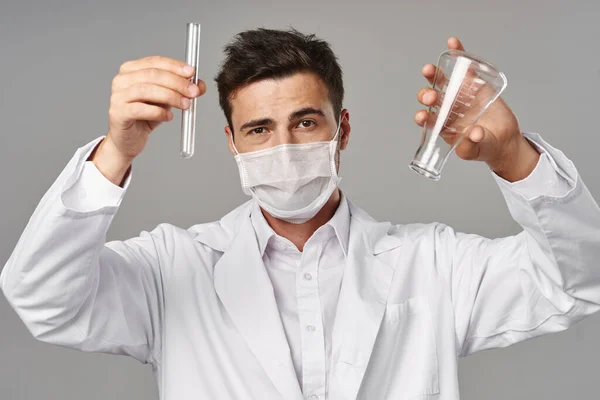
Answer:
[249,127,266,135]
[297,120,316,129]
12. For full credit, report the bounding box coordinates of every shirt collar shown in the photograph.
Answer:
[326,192,350,258]
[250,192,350,258]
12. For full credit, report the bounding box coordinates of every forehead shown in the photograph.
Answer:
[229,71,334,127]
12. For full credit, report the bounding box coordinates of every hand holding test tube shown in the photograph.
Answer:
[181,23,201,158]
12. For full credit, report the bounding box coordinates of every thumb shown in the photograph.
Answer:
[454,125,496,161]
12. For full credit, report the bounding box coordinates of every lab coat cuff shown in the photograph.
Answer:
[492,132,577,201]
[59,136,129,216]
[65,161,129,209]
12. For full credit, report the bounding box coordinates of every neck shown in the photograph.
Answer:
[260,188,341,252]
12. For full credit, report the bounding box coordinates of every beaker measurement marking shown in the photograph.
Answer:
[467,80,482,92]
[451,101,469,111]
[458,91,476,99]
[467,78,484,88]
[457,93,475,102]
[459,88,476,98]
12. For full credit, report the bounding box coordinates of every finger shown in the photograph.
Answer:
[417,87,438,106]
[123,102,174,123]
[118,55,196,78]
[422,63,449,89]
[422,63,447,87]
[468,125,485,143]
[113,69,206,99]
[117,83,192,111]
[422,64,436,85]
[195,80,207,95]
[414,110,428,127]
[422,37,465,87]
[454,125,494,161]
[446,37,484,85]
[454,133,481,161]
[146,104,175,131]
[146,102,173,113]
[447,37,465,51]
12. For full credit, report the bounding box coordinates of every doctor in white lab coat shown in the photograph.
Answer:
[2,30,600,400]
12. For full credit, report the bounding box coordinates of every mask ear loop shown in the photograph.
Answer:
[231,134,241,156]
[329,114,343,176]
[231,134,251,189]
[332,114,343,142]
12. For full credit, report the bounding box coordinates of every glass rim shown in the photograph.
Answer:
[438,49,502,75]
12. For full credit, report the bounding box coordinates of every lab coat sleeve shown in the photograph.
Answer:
[61,160,129,212]
[495,135,573,199]
[0,135,163,365]
[443,132,600,358]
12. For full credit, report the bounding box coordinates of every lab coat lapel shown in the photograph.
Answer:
[213,213,303,400]
[329,202,402,400]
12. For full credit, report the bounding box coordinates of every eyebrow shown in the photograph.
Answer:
[239,118,273,132]
[288,107,326,121]
[239,107,326,132]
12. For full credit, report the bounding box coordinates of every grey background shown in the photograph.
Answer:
[1,0,599,399]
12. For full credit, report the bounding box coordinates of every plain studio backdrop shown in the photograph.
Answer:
[1,0,599,399]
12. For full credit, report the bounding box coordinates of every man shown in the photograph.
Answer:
[1,28,599,400]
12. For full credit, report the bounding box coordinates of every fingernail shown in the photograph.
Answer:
[470,129,483,142]
[183,65,194,74]
[425,91,436,103]
[188,84,199,96]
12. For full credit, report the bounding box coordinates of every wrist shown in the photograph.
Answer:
[489,135,540,183]
[89,136,133,187]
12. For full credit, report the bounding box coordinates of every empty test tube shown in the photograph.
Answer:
[180,22,201,158]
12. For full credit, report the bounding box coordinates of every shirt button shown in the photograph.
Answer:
[303,273,312,281]
[306,325,316,332]
[309,395,319,400]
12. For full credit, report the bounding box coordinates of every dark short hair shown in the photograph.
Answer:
[214,27,344,135]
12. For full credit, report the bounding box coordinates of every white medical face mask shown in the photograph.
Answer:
[233,117,342,224]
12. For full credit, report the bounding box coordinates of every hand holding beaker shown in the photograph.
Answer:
[410,40,509,180]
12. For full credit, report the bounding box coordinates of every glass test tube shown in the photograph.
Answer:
[180,22,201,158]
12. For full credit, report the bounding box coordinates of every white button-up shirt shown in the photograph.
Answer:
[250,195,350,398]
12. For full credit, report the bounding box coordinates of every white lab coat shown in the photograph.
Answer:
[2,132,600,400]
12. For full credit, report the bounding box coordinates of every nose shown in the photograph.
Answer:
[271,130,300,146]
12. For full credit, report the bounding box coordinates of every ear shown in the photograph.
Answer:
[339,109,351,150]
[225,125,236,155]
